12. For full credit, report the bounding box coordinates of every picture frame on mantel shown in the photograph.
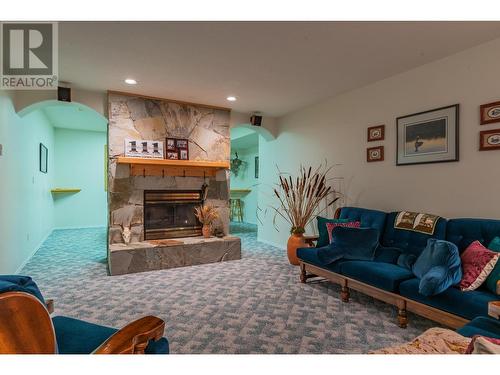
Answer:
[396,104,459,166]
[367,125,385,142]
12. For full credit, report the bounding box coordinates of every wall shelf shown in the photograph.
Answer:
[116,157,230,178]
[51,188,82,194]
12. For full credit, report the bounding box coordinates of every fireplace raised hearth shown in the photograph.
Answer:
[144,190,203,240]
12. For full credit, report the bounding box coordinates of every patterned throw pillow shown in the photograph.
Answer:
[465,336,500,354]
[326,221,361,243]
[459,241,500,291]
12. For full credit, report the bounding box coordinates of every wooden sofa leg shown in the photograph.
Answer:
[299,263,307,283]
[341,279,350,302]
[397,300,408,328]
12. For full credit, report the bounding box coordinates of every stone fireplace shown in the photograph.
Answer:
[106,92,241,275]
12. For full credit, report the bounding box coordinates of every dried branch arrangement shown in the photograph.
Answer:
[272,164,339,234]
[194,204,219,226]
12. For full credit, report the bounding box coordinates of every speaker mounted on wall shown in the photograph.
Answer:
[250,115,262,126]
[58,86,72,102]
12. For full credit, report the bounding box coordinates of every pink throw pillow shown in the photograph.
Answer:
[326,221,361,243]
[465,335,500,354]
[459,240,500,291]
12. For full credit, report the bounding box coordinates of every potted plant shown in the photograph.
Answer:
[271,164,339,265]
[194,204,220,238]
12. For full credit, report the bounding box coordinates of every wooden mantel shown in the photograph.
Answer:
[116,157,230,178]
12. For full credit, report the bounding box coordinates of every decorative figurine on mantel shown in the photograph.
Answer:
[194,204,220,238]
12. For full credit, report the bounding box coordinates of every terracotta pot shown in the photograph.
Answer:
[287,233,309,266]
[202,225,211,238]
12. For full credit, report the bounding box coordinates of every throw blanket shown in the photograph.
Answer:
[370,327,471,354]
[394,211,440,235]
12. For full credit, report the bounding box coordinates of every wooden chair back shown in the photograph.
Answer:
[0,291,57,354]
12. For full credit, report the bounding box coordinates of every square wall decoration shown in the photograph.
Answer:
[367,125,385,142]
[480,100,500,125]
[367,146,384,162]
[479,128,500,151]
[396,104,459,166]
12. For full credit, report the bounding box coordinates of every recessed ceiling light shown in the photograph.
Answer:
[125,78,137,85]
[226,96,237,102]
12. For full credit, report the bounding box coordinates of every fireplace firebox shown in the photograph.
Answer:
[144,190,203,240]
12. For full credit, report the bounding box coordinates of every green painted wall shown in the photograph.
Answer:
[53,128,107,229]
[0,93,55,273]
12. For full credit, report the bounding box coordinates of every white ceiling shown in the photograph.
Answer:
[59,22,500,117]
[42,102,107,132]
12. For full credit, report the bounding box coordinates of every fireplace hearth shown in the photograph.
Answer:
[144,190,203,240]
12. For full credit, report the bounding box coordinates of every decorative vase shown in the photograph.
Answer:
[202,224,211,238]
[287,232,309,266]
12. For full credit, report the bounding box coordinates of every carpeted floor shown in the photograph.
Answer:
[20,223,437,353]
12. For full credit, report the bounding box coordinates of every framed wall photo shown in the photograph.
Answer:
[479,128,500,151]
[367,146,384,162]
[367,125,385,142]
[396,104,459,166]
[480,100,500,125]
[165,137,189,160]
[39,143,48,173]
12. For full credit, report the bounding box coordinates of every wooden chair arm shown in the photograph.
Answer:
[93,316,165,354]
[45,299,54,314]
[304,235,319,247]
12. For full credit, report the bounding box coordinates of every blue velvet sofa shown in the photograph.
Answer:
[0,275,169,354]
[298,207,500,329]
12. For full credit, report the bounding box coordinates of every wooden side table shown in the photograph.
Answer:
[488,301,500,319]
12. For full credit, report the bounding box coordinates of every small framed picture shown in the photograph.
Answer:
[480,101,500,125]
[179,149,189,160]
[479,128,500,151]
[175,139,188,149]
[166,138,176,151]
[367,125,385,142]
[367,146,384,162]
[39,143,48,173]
[166,151,179,160]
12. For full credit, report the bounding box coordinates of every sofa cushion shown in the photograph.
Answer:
[399,278,498,320]
[296,246,349,273]
[457,316,500,339]
[373,246,402,264]
[446,218,500,253]
[0,275,45,304]
[485,237,500,294]
[326,221,360,243]
[338,207,387,235]
[459,241,499,292]
[339,261,415,292]
[412,239,462,296]
[52,316,169,354]
[316,217,350,248]
[317,227,379,264]
[382,212,447,256]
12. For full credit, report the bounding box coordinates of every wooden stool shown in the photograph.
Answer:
[230,198,244,222]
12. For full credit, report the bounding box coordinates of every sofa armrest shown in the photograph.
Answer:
[93,316,165,354]
[304,235,319,247]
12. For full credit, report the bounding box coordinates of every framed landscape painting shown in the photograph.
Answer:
[396,104,459,166]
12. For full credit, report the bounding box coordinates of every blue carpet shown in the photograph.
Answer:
[20,223,437,353]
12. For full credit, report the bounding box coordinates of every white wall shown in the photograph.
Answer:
[230,145,259,224]
[258,37,500,248]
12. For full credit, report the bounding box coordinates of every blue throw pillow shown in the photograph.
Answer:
[0,275,45,304]
[317,226,379,265]
[412,239,462,296]
[316,216,349,248]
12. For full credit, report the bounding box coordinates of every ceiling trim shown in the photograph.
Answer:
[107,90,232,112]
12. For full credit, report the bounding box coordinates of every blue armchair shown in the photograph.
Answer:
[0,275,169,354]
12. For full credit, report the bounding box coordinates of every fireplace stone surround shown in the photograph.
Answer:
[107,92,240,274]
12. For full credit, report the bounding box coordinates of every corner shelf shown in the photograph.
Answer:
[51,188,82,194]
[116,157,230,178]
